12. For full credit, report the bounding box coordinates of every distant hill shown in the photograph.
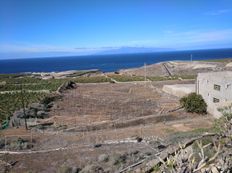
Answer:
[0,47,174,59]
[96,47,175,55]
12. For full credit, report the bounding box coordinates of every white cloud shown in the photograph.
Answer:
[138,28,232,49]
[169,29,232,49]
[1,29,232,55]
[0,43,108,55]
[117,29,232,49]
[205,9,231,16]
[167,29,232,43]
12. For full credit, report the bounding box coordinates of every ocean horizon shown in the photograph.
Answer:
[1,48,232,74]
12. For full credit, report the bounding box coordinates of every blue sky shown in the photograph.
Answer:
[0,0,232,59]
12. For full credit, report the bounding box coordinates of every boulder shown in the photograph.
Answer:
[58,81,77,93]
[0,138,5,149]
[13,110,25,118]
[94,144,102,148]
[13,108,36,119]
[9,114,26,127]
[71,167,81,173]
[135,136,143,142]
[30,103,46,111]
[98,154,109,162]
[37,111,49,118]
[46,102,54,108]
[80,164,105,173]
[25,108,36,118]
[157,144,167,150]
[9,96,54,127]
[64,81,76,90]
[112,153,127,165]
[211,166,219,173]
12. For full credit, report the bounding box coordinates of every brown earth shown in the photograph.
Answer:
[0,80,214,173]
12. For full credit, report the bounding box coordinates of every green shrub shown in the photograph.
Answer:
[180,93,207,114]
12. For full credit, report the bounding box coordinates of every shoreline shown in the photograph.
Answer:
[0,58,231,75]
[1,48,232,74]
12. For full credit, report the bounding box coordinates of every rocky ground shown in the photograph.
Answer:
[141,115,232,173]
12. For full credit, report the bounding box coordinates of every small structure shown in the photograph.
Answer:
[196,71,232,118]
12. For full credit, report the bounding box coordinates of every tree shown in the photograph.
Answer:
[180,93,207,114]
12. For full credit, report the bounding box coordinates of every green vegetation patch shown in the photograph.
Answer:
[0,75,111,122]
[167,127,212,143]
[148,75,196,81]
[180,93,207,114]
[0,76,42,84]
[0,80,64,92]
[108,74,145,82]
[0,75,66,92]
[66,70,100,77]
[73,76,110,83]
[0,76,65,122]
[202,58,232,63]
[148,76,173,81]
[107,74,196,82]
[175,74,196,80]
[0,92,47,121]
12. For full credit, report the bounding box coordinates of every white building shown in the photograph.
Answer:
[196,71,232,118]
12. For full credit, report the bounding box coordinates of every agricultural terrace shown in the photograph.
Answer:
[0,74,114,121]
[0,71,196,123]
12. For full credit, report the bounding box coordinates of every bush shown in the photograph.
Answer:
[180,93,207,114]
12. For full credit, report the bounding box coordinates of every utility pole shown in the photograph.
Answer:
[144,63,147,82]
[20,84,28,130]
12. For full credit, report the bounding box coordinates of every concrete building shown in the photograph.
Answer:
[162,71,232,118]
[196,71,232,118]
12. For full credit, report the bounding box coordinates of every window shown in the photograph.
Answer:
[214,84,221,91]
[226,84,231,89]
[213,98,220,103]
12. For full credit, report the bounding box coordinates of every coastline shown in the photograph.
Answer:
[1,48,232,74]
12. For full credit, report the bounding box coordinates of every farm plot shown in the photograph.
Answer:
[49,82,180,127]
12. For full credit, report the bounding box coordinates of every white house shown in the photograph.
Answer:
[196,71,232,118]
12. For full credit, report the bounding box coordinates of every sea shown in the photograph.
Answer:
[1,48,232,74]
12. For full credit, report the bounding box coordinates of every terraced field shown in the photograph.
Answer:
[0,75,64,121]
